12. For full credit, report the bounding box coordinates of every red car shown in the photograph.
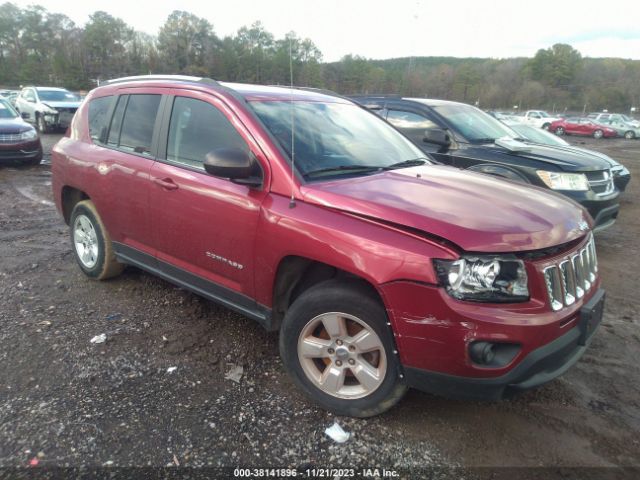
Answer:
[550,117,617,139]
[0,97,43,165]
[51,76,604,417]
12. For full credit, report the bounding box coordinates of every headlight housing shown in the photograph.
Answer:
[42,103,58,115]
[537,171,589,191]
[19,128,38,140]
[433,256,529,302]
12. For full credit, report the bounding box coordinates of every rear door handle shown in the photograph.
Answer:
[153,177,179,190]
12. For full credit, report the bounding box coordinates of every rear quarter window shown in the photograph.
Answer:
[88,96,114,143]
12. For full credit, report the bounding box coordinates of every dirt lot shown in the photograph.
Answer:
[0,134,639,478]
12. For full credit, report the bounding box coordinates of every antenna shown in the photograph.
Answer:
[288,35,297,209]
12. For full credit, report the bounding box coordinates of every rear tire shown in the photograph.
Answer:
[624,131,635,139]
[555,127,565,136]
[279,279,407,417]
[69,200,124,280]
[542,123,551,130]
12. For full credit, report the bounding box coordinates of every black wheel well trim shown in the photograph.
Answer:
[61,186,90,224]
[271,256,411,377]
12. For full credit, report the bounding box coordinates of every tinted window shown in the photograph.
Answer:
[107,96,127,146]
[167,97,248,170]
[118,94,161,155]
[88,96,113,143]
[386,110,439,130]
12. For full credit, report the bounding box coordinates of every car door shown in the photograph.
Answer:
[87,91,163,259]
[564,118,581,135]
[148,90,269,304]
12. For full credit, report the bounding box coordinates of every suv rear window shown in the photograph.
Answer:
[88,96,114,142]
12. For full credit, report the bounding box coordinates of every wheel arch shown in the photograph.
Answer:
[271,255,386,331]
[61,186,90,225]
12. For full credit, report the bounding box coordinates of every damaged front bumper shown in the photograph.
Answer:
[380,280,604,400]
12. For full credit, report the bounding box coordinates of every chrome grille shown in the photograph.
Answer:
[0,133,22,143]
[543,236,598,311]
[585,170,615,196]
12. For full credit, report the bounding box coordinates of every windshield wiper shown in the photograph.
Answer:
[303,165,384,179]
[471,137,498,144]
[383,158,428,170]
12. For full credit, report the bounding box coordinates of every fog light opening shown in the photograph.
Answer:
[469,341,521,367]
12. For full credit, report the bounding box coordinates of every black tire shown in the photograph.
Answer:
[69,200,124,280]
[542,123,551,130]
[36,113,48,134]
[593,129,603,139]
[555,127,565,136]
[624,131,635,140]
[279,279,407,417]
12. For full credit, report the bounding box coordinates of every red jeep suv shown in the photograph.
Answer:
[52,76,604,417]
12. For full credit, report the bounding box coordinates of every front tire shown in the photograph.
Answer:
[280,279,407,417]
[36,113,48,134]
[69,200,124,280]
[593,129,604,139]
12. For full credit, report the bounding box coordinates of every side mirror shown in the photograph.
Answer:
[20,112,29,119]
[423,128,451,147]
[204,147,262,187]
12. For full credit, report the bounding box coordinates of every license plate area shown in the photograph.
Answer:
[578,289,605,346]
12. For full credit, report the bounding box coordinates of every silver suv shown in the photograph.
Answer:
[15,87,82,133]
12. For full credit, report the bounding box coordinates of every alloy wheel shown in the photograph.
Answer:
[73,214,99,269]
[297,312,387,400]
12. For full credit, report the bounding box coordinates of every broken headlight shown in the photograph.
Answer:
[433,256,529,302]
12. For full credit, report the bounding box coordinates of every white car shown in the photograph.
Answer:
[513,110,562,130]
[14,87,82,133]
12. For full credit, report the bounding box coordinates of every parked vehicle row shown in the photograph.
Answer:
[352,96,621,231]
[51,76,609,417]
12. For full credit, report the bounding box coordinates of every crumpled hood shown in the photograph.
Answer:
[44,101,81,109]
[301,165,590,253]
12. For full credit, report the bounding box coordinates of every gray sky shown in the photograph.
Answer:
[15,0,640,61]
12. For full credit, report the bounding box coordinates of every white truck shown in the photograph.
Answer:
[515,110,562,130]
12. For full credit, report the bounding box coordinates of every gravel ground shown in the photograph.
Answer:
[0,134,639,478]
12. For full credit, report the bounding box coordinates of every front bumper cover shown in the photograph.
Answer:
[403,288,605,400]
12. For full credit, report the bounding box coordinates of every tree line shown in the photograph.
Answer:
[1,3,639,113]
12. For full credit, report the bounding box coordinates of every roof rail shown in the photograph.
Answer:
[101,75,220,86]
[348,94,403,98]
[268,85,352,102]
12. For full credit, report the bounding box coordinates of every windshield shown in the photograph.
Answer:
[38,90,80,102]
[431,103,517,143]
[0,99,18,119]
[250,101,428,179]
[538,111,551,118]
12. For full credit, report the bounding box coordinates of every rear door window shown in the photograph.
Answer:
[118,94,161,156]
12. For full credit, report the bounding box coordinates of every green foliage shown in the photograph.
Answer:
[0,3,639,113]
